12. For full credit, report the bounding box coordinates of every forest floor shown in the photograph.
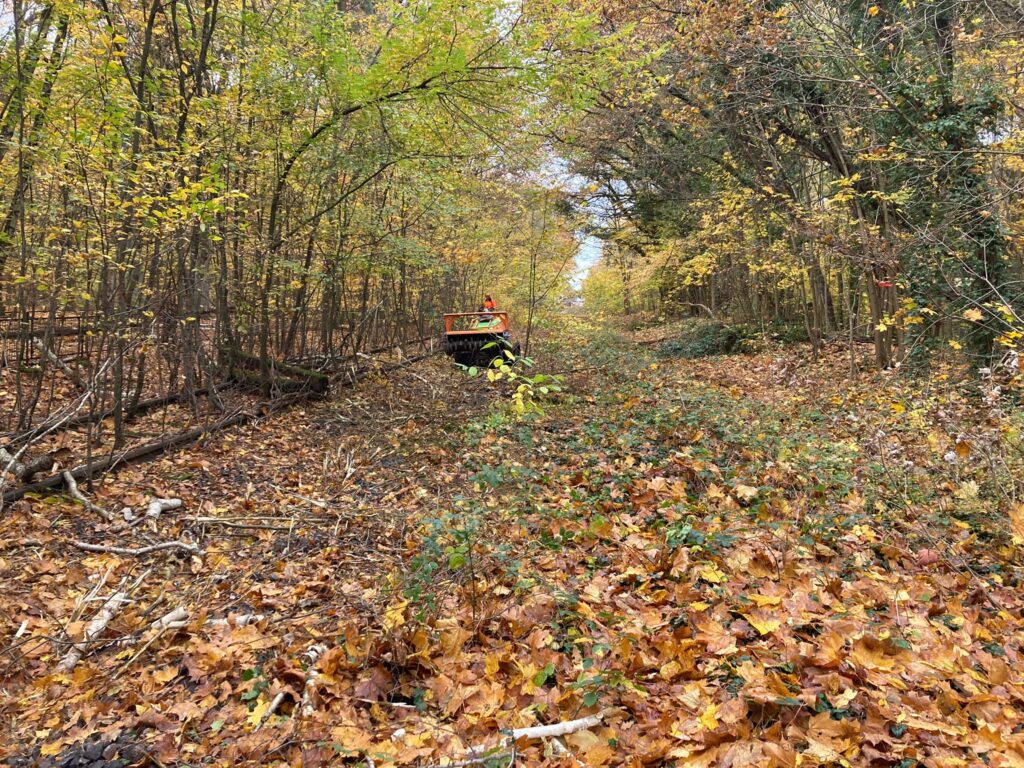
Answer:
[3,316,1024,767]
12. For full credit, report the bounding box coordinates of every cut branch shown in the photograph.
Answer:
[145,608,267,631]
[72,540,202,557]
[507,713,604,742]
[146,498,182,518]
[56,589,129,673]
[64,470,115,522]
[207,613,266,629]
[149,606,189,631]
[3,350,441,504]
[462,712,607,763]
[301,643,328,717]
[31,337,86,389]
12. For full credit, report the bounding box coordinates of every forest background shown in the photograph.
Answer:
[4,0,1024,405]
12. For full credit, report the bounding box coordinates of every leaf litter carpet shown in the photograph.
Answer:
[3,339,1024,767]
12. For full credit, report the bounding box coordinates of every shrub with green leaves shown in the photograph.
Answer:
[658,321,750,359]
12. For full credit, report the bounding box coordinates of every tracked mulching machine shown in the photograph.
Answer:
[443,311,520,366]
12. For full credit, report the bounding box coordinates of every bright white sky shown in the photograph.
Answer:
[537,156,605,292]
[570,234,601,290]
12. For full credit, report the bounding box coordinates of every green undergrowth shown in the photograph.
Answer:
[658,320,751,359]
[376,319,1024,768]
[403,318,1022,625]
[401,325,863,615]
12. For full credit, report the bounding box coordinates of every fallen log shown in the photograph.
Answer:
[2,408,254,504]
[5,388,213,448]
[227,350,329,394]
[2,350,440,504]
[0,446,53,481]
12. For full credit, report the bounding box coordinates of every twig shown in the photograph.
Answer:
[459,712,606,764]
[56,589,129,673]
[2,537,42,549]
[551,365,605,376]
[421,752,514,768]
[32,337,86,389]
[269,484,330,509]
[70,568,113,623]
[354,698,417,709]
[636,337,673,347]
[256,691,288,730]
[72,540,202,557]
[187,517,292,532]
[112,626,169,679]
[64,471,114,522]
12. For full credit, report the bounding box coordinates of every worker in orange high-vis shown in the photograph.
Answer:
[483,294,496,311]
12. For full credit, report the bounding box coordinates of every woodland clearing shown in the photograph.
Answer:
[3,318,1024,768]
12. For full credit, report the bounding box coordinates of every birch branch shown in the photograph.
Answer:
[121,497,183,527]
[256,691,288,731]
[63,471,115,522]
[146,609,266,631]
[460,712,606,763]
[32,337,86,389]
[206,613,266,628]
[56,589,129,673]
[146,498,182,518]
[506,713,604,742]
[149,606,190,631]
[301,643,328,717]
[72,540,202,557]
[0,447,28,480]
